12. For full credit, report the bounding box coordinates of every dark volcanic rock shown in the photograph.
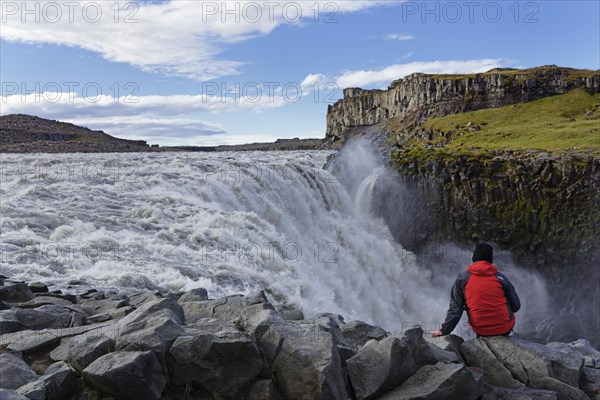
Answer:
[0,284,35,303]
[461,338,525,389]
[0,352,38,390]
[347,327,437,400]
[243,304,350,400]
[482,336,584,388]
[480,386,558,400]
[1,277,597,400]
[167,330,263,399]
[82,350,166,400]
[17,361,77,400]
[0,389,29,400]
[28,282,48,293]
[245,379,283,400]
[177,288,209,303]
[116,308,185,371]
[340,320,388,348]
[377,362,483,400]
[65,335,116,373]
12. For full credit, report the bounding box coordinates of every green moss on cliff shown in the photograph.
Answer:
[420,89,600,152]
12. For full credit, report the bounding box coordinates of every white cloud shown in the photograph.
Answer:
[323,59,509,88]
[72,115,285,146]
[0,91,288,118]
[1,0,394,81]
[383,33,415,41]
[63,116,231,146]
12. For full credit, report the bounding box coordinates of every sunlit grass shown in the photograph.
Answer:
[421,88,600,152]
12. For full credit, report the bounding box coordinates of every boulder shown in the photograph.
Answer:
[564,339,600,368]
[271,321,349,400]
[17,361,76,400]
[427,341,463,364]
[461,338,525,389]
[480,386,558,400]
[347,327,437,400]
[126,292,164,308]
[79,295,130,316]
[425,334,465,361]
[109,306,135,320]
[177,288,208,303]
[468,367,486,394]
[377,362,483,400]
[117,297,184,327]
[88,313,112,323]
[13,296,73,308]
[275,304,305,321]
[0,389,29,400]
[4,306,86,330]
[0,301,10,310]
[314,313,346,326]
[307,314,358,362]
[0,314,24,334]
[0,284,34,303]
[183,318,239,335]
[2,321,114,353]
[0,352,38,390]
[65,335,116,372]
[340,320,388,348]
[167,330,263,399]
[116,308,185,370]
[245,305,349,400]
[245,379,283,400]
[579,367,600,400]
[28,282,48,293]
[183,292,270,324]
[482,337,584,388]
[528,376,589,400]
[82,350,166,400]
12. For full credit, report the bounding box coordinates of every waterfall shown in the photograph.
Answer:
[0,143,548,333]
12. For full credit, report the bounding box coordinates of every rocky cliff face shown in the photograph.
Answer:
[326,66,599,141]
[385,149,600,263]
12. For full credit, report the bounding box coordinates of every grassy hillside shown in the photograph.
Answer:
[418,88,600,152]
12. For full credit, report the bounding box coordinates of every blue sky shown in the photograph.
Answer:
[1,0,599,146]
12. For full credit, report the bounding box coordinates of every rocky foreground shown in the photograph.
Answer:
[0,277,598,400]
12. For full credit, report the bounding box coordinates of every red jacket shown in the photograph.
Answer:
[441,261,521,336]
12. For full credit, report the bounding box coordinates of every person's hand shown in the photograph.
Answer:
[430,330,443,337]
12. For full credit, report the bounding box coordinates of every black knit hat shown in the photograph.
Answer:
[472,242,493,263]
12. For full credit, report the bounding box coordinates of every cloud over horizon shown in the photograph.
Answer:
[1,0,394,81]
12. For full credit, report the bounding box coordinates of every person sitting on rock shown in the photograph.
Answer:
[431,242,521,338]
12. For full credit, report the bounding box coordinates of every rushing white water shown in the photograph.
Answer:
[0,142,548,333]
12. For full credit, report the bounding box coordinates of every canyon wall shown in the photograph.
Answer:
[326,66,599,141]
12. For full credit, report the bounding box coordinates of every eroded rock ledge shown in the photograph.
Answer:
[1,277,599,400]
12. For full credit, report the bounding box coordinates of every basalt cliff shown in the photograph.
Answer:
[326,66,599,142]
